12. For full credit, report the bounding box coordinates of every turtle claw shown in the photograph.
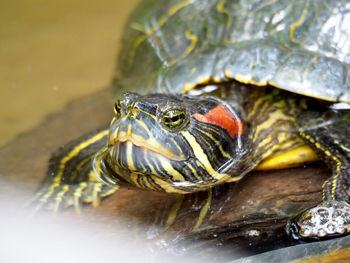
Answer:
[288,201,350,240]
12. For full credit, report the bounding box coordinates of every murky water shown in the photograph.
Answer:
[0,0,140,147]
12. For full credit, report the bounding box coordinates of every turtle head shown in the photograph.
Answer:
[107,92,245,193]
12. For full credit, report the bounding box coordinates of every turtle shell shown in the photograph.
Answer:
[112,0,350,103]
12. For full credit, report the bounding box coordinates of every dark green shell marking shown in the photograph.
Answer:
[114,0,350,102]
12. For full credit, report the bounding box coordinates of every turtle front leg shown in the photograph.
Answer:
[32,129,120,214]
[288,109,350,239]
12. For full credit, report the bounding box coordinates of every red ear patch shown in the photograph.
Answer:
[193,105,243,138]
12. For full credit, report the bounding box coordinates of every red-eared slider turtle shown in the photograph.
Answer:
[34,0,350,240]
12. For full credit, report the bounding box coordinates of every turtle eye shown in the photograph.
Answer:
[114,101,121,117]
[163,109,187,129]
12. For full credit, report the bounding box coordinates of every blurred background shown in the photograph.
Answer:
[0,0,140,147]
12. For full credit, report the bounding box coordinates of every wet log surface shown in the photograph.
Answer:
[0,88,346,262]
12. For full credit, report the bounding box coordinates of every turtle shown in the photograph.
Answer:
[33,0,350,240]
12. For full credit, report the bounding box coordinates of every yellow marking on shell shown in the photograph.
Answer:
[213,76,222,83]
[166,195,184,227]
[191,67,196,74]
[128,0,193,66]
[268,80,334,101]
[168,30,198,66]
[181,131,231,182]
[302,56,318,81]
[217,0,232,29]
[243,13,253,38]
[224,69,234,78]
[182,82,195,93]
[184,30,198,57]
[235,73,253,84]
[234,73,268,86]
[168,0,193,15]
[255,0,278,12]
[197,76,211,85]
[245,0,278,37]
[42,130,109,201]
[255,79,269,86]
[192,189,212,231]
[128,35,147,66]
[289,7,308,44]
[256,145,318,170]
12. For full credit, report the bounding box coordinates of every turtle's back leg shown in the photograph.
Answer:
[289,109,350,239]
[33,128,120,214]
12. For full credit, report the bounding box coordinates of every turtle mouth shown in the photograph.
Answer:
[108,135,186,162]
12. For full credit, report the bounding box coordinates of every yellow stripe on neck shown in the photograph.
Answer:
[181,131,231,182]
